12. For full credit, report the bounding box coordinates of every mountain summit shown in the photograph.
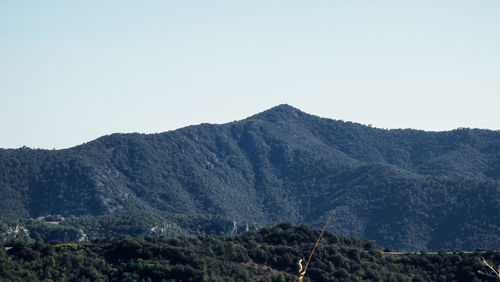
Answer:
[250,104,309,121]
[0,105,499,250]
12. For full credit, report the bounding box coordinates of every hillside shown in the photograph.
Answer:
[0,104,499,250]
[1,223,499,281]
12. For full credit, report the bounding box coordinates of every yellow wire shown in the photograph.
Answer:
[298,210,335,282]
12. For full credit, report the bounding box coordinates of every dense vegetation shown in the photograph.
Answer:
[1,211,255,244]
[1,223,499,281]
[1,105,499,250]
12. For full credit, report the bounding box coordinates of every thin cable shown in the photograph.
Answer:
[298,210,335,282]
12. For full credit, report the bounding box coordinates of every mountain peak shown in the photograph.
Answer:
[251,104,309,122]
[270,103,300,111]
[268,104,303,114]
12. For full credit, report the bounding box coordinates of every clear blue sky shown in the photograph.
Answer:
[1,1,499,149]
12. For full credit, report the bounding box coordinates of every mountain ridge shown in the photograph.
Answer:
[1,105,499,250]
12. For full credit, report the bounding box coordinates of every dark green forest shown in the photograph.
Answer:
[1,223,499,281]
[0,211,255,244]
[1,105,499,250]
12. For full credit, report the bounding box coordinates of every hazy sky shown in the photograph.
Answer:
[1,1,499,149]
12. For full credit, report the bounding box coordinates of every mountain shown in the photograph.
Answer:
[0,104,499,250]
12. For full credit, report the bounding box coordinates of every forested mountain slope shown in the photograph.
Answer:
[2,223,499,281]
[1,104,499,250]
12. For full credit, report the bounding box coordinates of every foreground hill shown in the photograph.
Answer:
[1,105,499,250]
[1,223,499,281]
